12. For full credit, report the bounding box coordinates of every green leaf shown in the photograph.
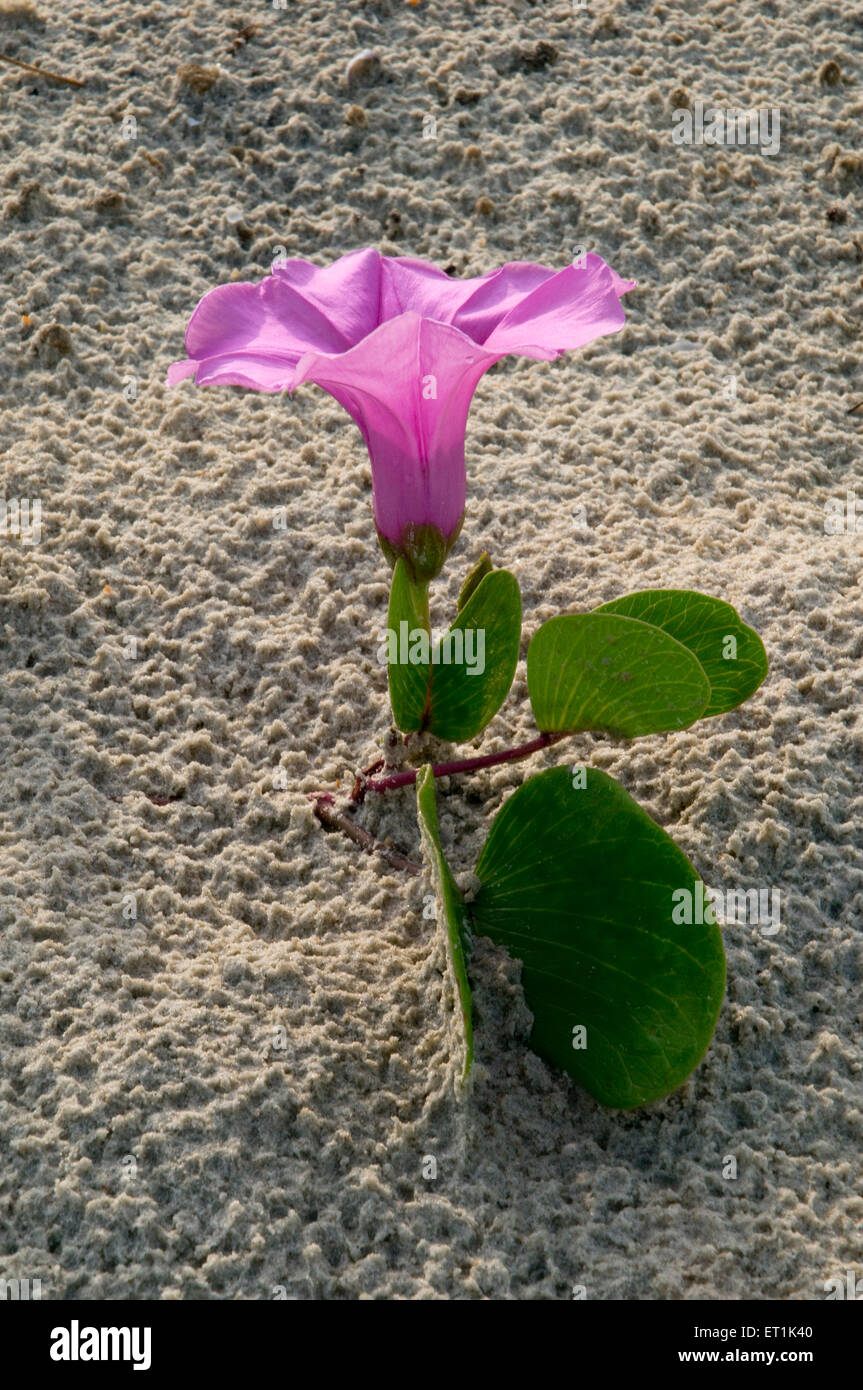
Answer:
[386,561,521,742]
[457,552,493,614]
[426,569,522,743]
[416,764,473,1084]
[594,590,767,717]
[527,612,711,737]
[470,766,725,1108]
[386,559,431,733]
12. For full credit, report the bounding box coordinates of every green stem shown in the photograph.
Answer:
[411,577,431,634]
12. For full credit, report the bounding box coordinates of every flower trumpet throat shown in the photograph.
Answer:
[167,249,635,580]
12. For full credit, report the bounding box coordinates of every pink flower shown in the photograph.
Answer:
[167,249,635,581]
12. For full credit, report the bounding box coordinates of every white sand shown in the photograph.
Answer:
[0,0,861,1299]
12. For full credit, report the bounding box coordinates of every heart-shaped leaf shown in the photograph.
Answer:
[594,590,767,716]
[416,764,473,1084]
[385,559,431,733]
[426,569,522,743]
[527,612,711,736]
[470,765,725,1108]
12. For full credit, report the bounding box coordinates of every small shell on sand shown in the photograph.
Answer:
[346,49,381,87]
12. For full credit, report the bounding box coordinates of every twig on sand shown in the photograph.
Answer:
[847,401,863,417]
[0,52,85,88]
[309,792,421,876]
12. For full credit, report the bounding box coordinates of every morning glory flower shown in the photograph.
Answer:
[167,248,634,581]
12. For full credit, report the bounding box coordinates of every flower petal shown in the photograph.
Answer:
[167,251,387,390]
[167,270,368,389]
[483,254,634,359]
[272,247,382,347]
[378,253,633,348]
[185,275,351,362]
[165,358,200,387]
[380,256,502,327]
[178,353,300,392]
[448,262,558,342]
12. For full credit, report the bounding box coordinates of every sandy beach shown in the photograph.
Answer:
[0,0,861,1300]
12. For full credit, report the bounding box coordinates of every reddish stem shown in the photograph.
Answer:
[308,733,573,876]
[355,731,569,801]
